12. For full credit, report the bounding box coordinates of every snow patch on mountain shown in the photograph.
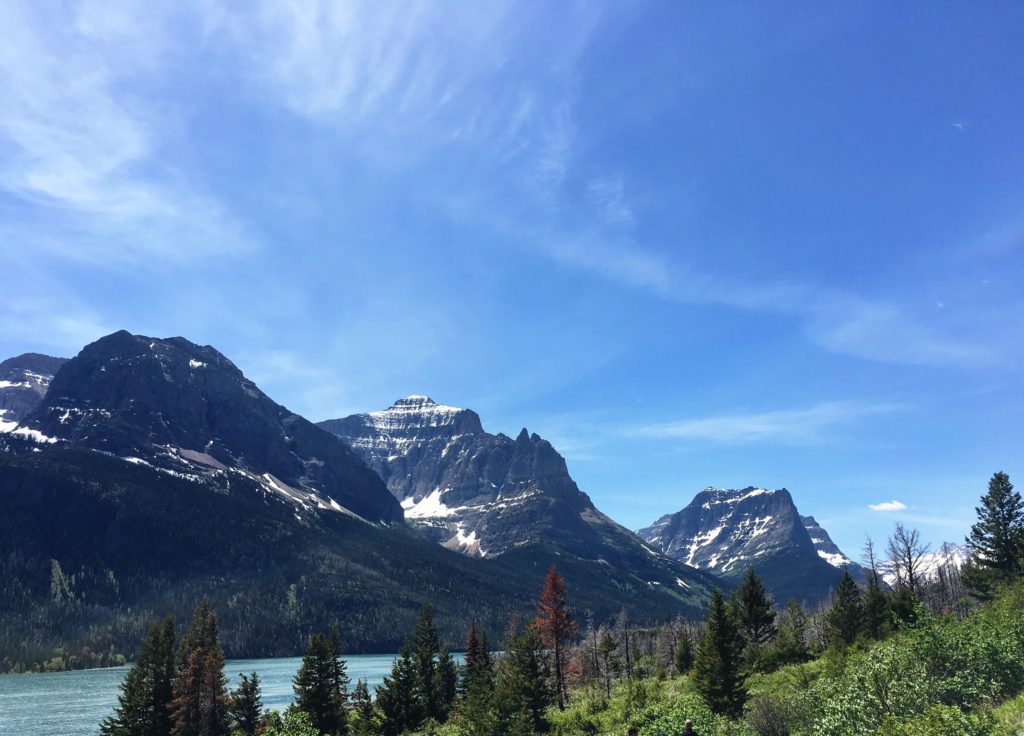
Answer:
[881,542,968,586]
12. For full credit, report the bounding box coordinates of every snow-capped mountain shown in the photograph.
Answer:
[319,397,718,600]
[881,542,969,587]
[17,330,403,523]
[639,487,860,603]
[802,515,858,568]
[0,353,67,432]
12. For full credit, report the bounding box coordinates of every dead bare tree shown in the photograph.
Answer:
[886,523,930,594]
[862,535,882,586]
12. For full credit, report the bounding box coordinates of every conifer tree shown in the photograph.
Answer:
[350,680,374,736]
[411,603,442,722]
[861,576,891,640]
[376,646,419,736]
[736,568,777,651]
[437,646,458,715]
[826,568,863,647]
[101,615,176,736]
[768,600,809,667]
[673,628,694,676]
[170,602,229,736]
[964,472,1024,598]
[495,622,551,734]
[228,672,262,736]
[292,632,349,736]
[692,590,747,718]
[453,619,497,735]
[532,564,578,710]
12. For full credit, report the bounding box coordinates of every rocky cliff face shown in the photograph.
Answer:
[0,353,67,431]
[19,331,403,523]
[320,397,717,599]
[639,487,860,603]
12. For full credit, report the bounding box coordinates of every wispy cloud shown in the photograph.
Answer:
[629,400,905,445]
[0,3,255,265]
[869,500,907,512]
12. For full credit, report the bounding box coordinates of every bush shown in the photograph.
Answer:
[877,703,993,736]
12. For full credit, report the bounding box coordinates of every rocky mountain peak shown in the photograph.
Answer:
[17,331,403,523]
[640,486,857,603]
[0,352,68,431]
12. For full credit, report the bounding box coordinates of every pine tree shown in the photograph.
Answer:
[964,472,1024,598]
[411,603,441,722]
[532,564,578,710]
[673,628,694,676]
[692,590,747,718]
[170,602,229,736]
[227,672,262,736]
[437,646,458,715]
[292,632,349,736]
[736,568,776,669]
[350,680,374,736]
[452,619,497,735]
[861,576,891,640]
[376,646,419,736]
[101,615,176,736]
[767,600,809,667]
[495,622,551,734]
[826,568,863,647]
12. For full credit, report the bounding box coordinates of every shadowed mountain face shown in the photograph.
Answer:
[639,487,862,604]
[0,333,723,671]
[20,330,403,523]
[0,353,67,429]
[320,396,717,603]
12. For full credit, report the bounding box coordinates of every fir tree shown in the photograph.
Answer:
[826,568,863,647]
[100,615,176,736]
[376,646,419,736]
[175,599,218,670]
[495,622,551,734]
[170,602,230,736]
[673,629,694,676]
[292,632,349,736]
[411,603,442,722]
[861,576,891,640]
[437,646,458,715]
[350,680,374,736]
[736,568,777,668]
[532,564,578,710]
[767,600,809,667]
[692,590,747,718]
[228,672,262,736]
[964,472,1024,598]
[453,619,497,735]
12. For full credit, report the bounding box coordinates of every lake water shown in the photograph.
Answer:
[0,653,432,736]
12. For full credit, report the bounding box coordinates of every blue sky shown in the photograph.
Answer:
[2,2,1022,558]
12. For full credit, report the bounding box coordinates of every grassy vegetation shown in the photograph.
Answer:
[526,582,1024,736]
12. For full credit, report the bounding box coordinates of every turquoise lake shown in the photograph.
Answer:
[0,653,437,736]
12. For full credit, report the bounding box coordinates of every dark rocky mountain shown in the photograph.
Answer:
[319,396,717,599]
[639,487,861,604]
[17,330,402,523]
[801,515,857,568]
[0,334,716,671]
[0,353,67,430]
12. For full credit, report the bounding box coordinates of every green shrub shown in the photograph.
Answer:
[877,703,993,736]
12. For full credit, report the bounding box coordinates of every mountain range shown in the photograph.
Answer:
[0,329,899,670]
[320,396,715,596]
[0,331,724,670]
